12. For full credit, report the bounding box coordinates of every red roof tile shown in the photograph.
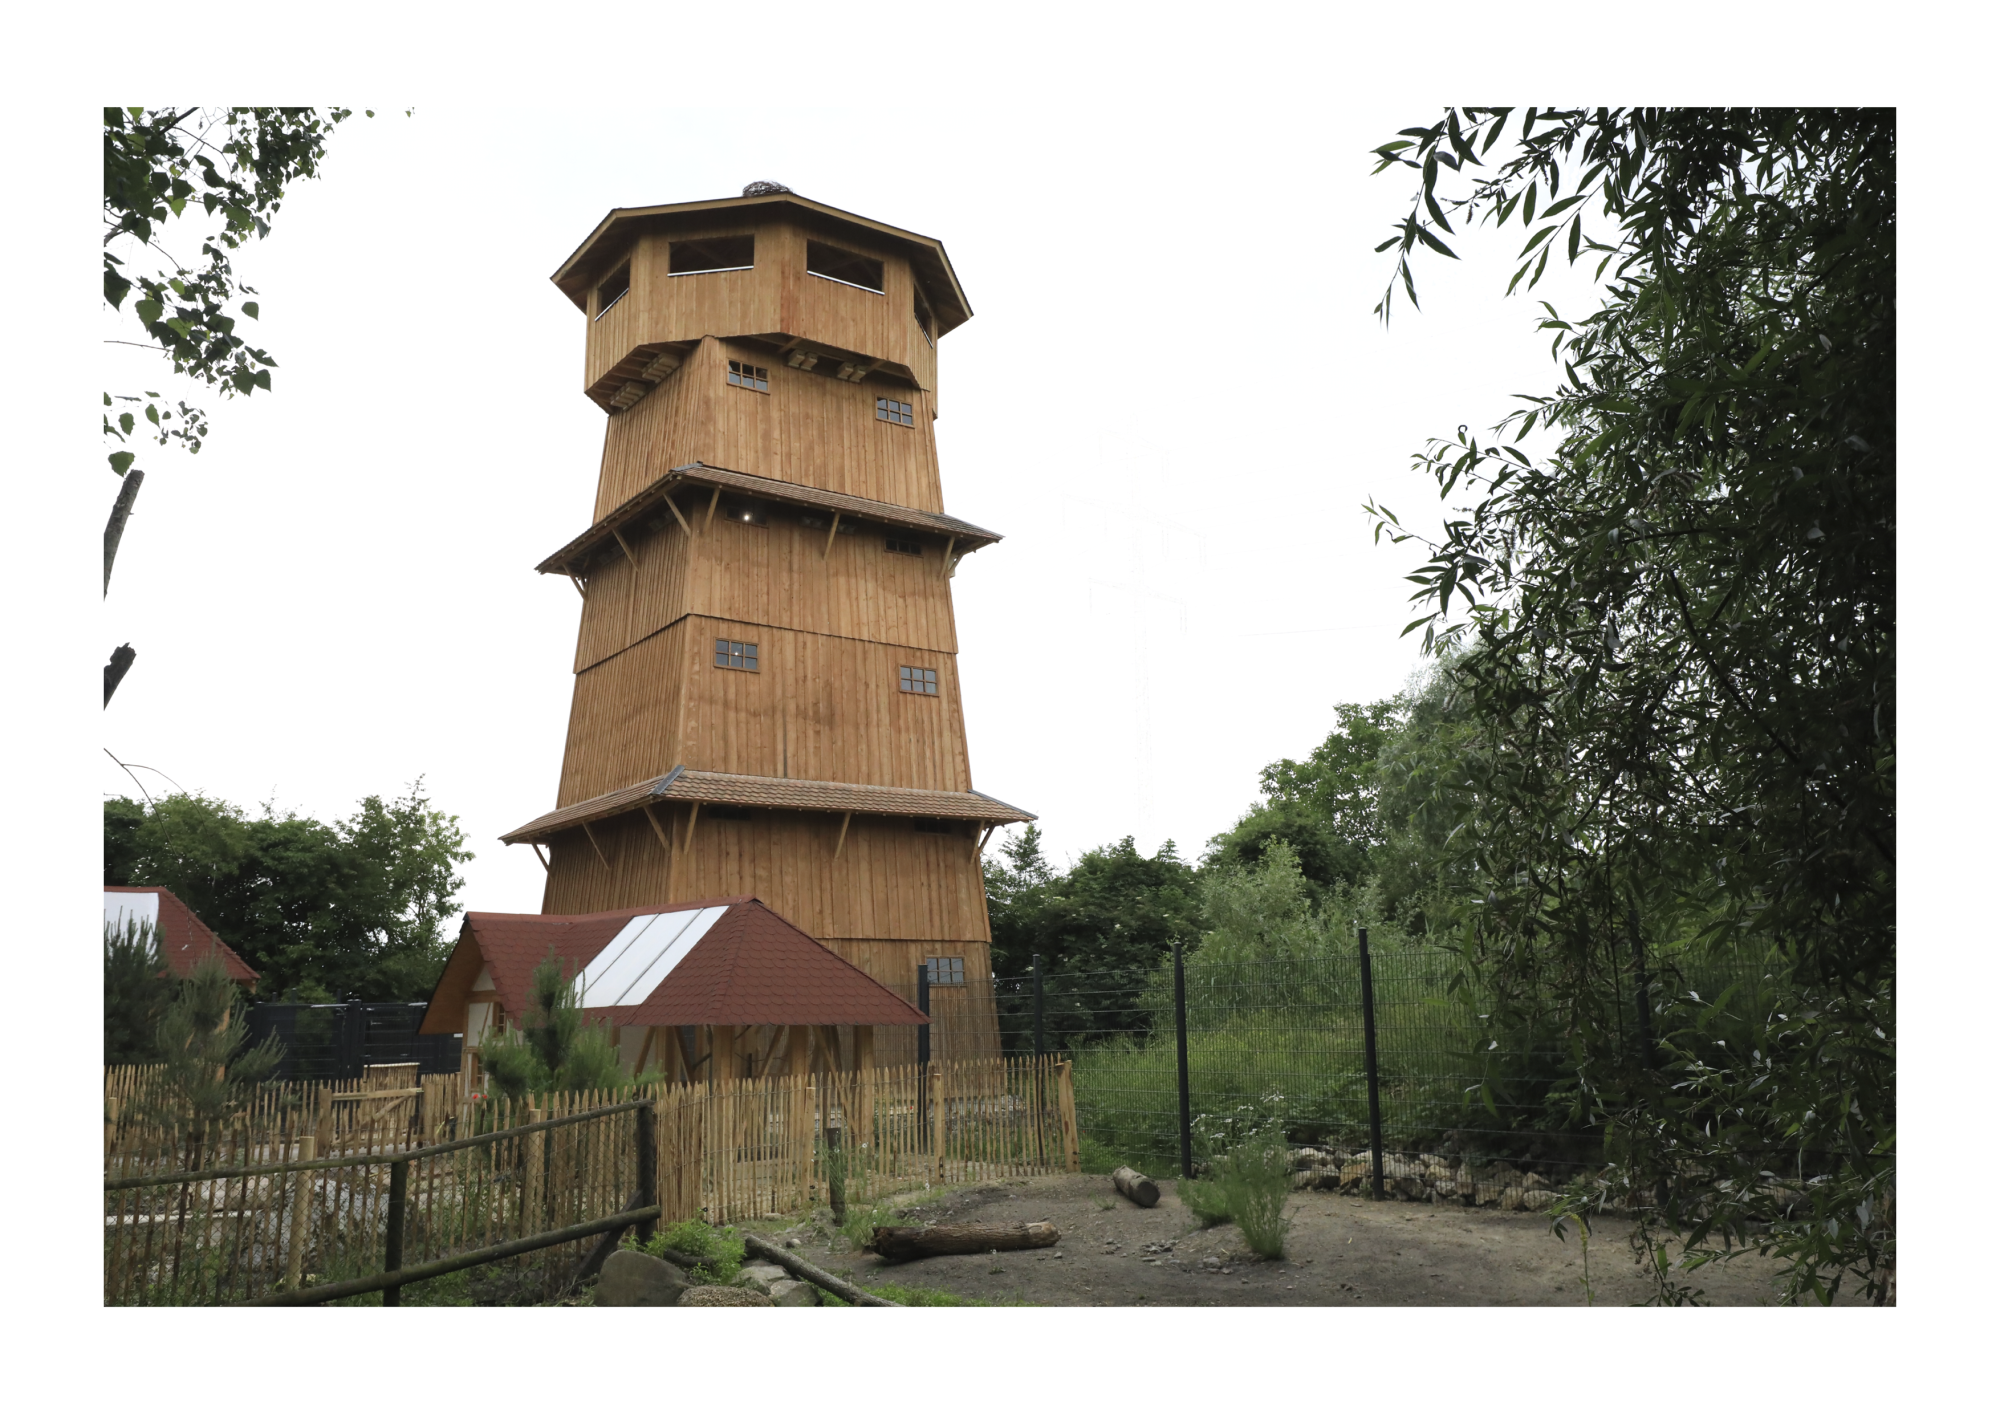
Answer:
[104,886,260,988]
[430,897,927,1032]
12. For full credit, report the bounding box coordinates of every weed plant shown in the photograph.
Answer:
[626,1219,743,1284]
[1178,1132,1293,1257]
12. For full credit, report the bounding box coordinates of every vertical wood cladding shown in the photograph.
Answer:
[591,336,941,520]
[571,503,961,675]
[556,618,968,805]
[539,810,990,944]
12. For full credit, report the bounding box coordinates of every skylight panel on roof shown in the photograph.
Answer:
[578,906,729,1009]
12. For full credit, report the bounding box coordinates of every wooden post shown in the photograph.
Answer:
[635,1101,658,1246]
[382,1158,408,1306]
[285,1130,316,1290]
[524,1107,545,1238]
[1056,1060,1080,1173]
[930,1060,947,1183]
[854,1027,875,1157]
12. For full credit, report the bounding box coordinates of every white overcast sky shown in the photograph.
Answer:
[88,103,1626,913]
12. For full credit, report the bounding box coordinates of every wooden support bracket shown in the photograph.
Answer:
[530,842,551,872]
[939,536,956,579]
[973,823,996,859]
[682,801,702,853]
[833,810,853,859]
[580,821,611,868]
[611,527,639,568]
[661,494,693,537]
[703,486,722,533]
[563,564,587,599]
[641,803,673,854]
[822,511,842,560]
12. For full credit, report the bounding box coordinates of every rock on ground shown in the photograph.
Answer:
[595,1250,691,1307]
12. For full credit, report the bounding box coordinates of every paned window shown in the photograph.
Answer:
[715,639,759,671]
[886,537,922,557]
[899,665,938,695]
[729,360,770,392]
[594,263,630,321]
[913,818,955,835]
[876,397,914,426]
[926,956,966,986]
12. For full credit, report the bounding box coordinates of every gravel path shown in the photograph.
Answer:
[805,1172,1832,1306]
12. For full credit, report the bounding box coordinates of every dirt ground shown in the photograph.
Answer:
[803,1172,1825,1307]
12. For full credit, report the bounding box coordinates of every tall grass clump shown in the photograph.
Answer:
[1181,1133,1293,1257]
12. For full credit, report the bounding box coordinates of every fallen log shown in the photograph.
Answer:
[1112,1166,1161,1208]
[867,1221,1060,1261]
[740,1232,900,1307]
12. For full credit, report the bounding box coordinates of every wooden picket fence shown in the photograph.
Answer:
[103,1056,1077,1304]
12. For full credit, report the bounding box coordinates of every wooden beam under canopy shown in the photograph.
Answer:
[660,494,693,537]
[580,821,611,868]
[833,810,852,859]
[530,842,551,872]
[611,527,639,567]
[703,486,722,533]
[641,803,673,854]
[822,510,842,560]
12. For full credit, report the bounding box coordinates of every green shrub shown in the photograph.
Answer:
[1179,1172,1233,1228]
[626,1219,744,1284]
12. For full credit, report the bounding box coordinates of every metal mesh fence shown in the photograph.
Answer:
[971,942,1785,1195]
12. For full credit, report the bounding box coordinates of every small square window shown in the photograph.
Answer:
[925,956,966,986]
[714,639,759,671]
[875,397,914,426]
[899,665,938,695]
[728,360,770,393]
[886,537,923,557]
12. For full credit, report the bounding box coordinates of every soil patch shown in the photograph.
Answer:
[805,1173,1831,1306]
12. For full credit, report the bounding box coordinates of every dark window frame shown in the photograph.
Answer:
[669,234,756,276]
[714,638,760,672]
[728,359,770,393]
[899,665,939,696]
[594,263,631,322]
[886,537,923,557]
[806,240,885,294]
[925,955,967,986]
[876,397,915,427]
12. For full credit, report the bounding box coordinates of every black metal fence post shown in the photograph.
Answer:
[382,1158,408,1305]
[916,962,931,1140]
[1358,926,1386,1201]
[1174,941,1193,1181]
[635,1101,658,1246]
[1031,953,1045,1058]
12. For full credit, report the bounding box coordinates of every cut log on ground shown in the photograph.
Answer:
[740,1233,900,1307]
[867,1221,1060,1261]
[1112,1166,1161,1208]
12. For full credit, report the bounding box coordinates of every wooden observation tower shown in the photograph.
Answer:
[501,188,1030,1063]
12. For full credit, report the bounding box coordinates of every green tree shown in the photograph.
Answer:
[104,782,472,1001]
[130,951,286,1165]
[479,952,636,1103]
[102,107,395,697]
[1205,700,1401,895]
[1365,108,1894,1303]
[105,918,173,1066]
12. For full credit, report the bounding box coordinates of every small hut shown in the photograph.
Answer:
[419,896,928,1087]
[104,886,259,990]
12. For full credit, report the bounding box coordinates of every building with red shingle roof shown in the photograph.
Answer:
[419,896,927,1083]
[104,886,259,990]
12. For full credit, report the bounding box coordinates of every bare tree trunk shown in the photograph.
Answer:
[105,643,137,707]
[105,469,144,596]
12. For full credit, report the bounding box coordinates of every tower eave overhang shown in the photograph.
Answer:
[501,769,1035,846]
[535,462,1001,577]
[551,192,972,334]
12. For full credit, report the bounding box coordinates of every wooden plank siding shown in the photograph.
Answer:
[540,809,991,943]
[570,494,961,677]
[556,619,969,804]
[591,334,943,520]
[584,220,937,414]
